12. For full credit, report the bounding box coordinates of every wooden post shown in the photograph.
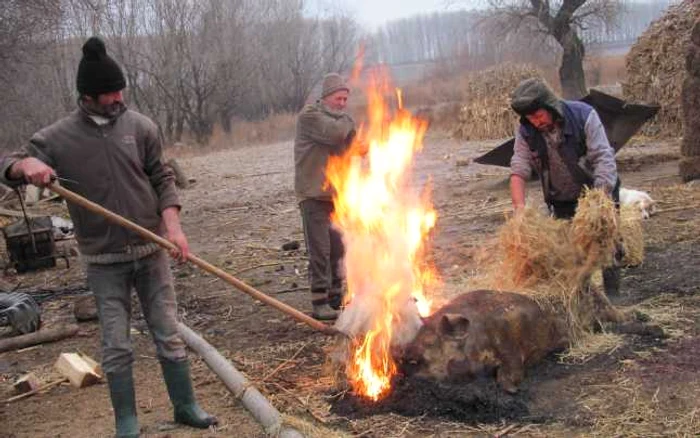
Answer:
[0,324,79,354]
[13,373,40,395]
[54,352,103,388]
[178,323,304,438]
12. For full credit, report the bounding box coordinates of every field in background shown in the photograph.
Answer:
[169,54,628,157]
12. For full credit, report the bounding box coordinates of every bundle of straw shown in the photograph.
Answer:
[496,208,575,289]
[467,189,623,343]
[571,188,619,269]
[619,205,644,266]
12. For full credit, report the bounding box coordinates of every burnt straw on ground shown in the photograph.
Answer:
[330,375,544,424]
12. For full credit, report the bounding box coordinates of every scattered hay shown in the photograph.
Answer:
[581,373,700,437]
[634,294,699,340]
[282,414,352,438]
[452,64,546,141]
[558,331,624,364]
[623,0,700,137]
[619,205,644,266]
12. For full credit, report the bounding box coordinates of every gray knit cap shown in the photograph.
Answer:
[321,73,349,98]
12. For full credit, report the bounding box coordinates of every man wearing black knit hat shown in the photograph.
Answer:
[0,37,217,437]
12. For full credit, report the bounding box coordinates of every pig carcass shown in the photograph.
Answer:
[403,290,568,394]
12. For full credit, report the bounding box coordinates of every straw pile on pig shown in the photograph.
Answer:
[623,0,700,137]
[452,63,546,141]
[466,189,631,343]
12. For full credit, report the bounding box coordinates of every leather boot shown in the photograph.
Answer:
[160,359,218,429]
[311,290,338,320]
[603,266,621,296]
[106,368,139,438]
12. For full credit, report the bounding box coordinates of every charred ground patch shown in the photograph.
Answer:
[330,375,538,424]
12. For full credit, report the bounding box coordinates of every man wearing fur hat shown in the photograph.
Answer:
[294,73,357,320]
[509,78,622,295]
[0,37,216,437]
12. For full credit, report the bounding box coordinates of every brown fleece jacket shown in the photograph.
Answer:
[0,106,180,256]
[294,101,355,202]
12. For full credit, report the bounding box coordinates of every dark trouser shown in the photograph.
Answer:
[86,250,186,374]
[549,183,623,295]
[299,199,345,295]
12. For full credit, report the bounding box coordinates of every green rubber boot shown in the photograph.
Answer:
[160,359,218,429]
[106,369,140,438]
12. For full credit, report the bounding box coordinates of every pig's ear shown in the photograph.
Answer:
[439,313,470,336]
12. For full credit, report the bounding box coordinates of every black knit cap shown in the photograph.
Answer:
[76,36,126,96]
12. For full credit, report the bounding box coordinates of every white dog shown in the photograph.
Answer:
[619,188,656,219]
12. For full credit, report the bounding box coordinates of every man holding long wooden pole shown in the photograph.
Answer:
[0,37,216,437]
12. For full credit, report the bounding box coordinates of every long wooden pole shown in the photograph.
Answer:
[49,183,338,336]
[178,323,304,438]
[4,378,69,403]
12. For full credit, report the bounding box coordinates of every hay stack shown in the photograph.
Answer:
[623,0,700,137]
[467,189,624,343]
[620,205,644,267]
[452,64,546,141]
[571,189,619,268]
[681,19,700,181]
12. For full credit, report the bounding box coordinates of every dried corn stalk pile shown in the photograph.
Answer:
[452,63,546,141]
[623,0,700,137]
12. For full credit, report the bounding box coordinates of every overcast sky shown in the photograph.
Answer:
[305,0,477,30]
[347,0,472,30]
[309,0,675,31]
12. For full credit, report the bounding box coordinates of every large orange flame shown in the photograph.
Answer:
[326,69,438,401]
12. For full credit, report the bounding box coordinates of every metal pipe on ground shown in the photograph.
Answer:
[48,183,340,337]
[178,323,304,438]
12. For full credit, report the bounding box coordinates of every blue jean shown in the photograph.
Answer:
[86,250,185,373]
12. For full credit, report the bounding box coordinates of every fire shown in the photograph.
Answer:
[326,70,438,401]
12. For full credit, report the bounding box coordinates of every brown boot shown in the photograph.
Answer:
[311,291,338,320]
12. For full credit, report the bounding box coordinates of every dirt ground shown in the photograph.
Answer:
[1,133,699,437]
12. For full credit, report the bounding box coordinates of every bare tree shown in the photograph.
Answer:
[484,0,622,98]
[0,0,361,150]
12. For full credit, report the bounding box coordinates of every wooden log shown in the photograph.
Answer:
[0,324,79,354]
[54,352,103,388]
[5,378,69,403]
[13,373,40,395]
[177,323,303,438]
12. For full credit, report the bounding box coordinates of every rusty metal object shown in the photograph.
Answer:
[473,90,660,167]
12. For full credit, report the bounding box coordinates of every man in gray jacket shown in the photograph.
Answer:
[294,73,357,320]
[0,37,216,437]
[509,78,622,295]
